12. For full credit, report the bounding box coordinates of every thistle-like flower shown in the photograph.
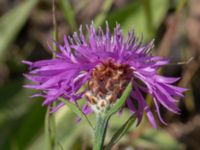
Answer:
[23,23,186,128]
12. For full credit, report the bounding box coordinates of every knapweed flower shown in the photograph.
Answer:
[23,23,186,128]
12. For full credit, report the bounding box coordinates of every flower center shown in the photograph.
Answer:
[85,60,133,111]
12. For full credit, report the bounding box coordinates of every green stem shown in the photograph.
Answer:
[45,105,56,150]
[45,1,58,150]
[94,113,109,150]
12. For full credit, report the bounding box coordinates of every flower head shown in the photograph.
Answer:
[23,23,187,128]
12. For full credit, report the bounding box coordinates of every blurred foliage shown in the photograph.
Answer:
[105,0,168,40]
[59,0,77,31]
[0,0,199,150]
[134,128,184,150]
[0,78,45,150]
[0,0,38,63]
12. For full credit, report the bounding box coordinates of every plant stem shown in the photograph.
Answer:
[94,113,109,150]
[45,1,58,150]
[45,105,56,150]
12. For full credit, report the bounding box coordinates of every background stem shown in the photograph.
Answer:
[45,105,56,150]
[45,1,58,150]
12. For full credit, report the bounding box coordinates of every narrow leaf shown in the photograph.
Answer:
[93,0,114,28]
[59,0,77,30]
[107,82,132,117]
[59,98,94,129]
[105,115,136,150]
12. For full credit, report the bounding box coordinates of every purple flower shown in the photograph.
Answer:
[23,23,187,128]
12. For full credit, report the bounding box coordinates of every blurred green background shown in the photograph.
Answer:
[0,0,200,149]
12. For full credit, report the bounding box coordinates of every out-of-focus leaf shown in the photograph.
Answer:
[106,0,169,41]
[105,115,136,150]
[0,79,23,110]
[59,98,94,129]
[151,0,169,28]
[176,0,186,15]
[94,0,114,28]
[27,107,92,150]
[141,0,154,37]
[59,0,77,30]
[0,79,33,127]
[107,82,132,117]
[10,103,45,150]
[0,78,45,150]
[134,128,185,150]
[74,0,90,14]
[0,0,38,62]
[55,108,92,150]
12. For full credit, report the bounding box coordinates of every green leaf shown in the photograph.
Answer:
[107,82,132,117]
[105,115,136,150]
[13,103,45,150]
[93,0,114,28]
[59,98,94,129]
[106,0,169,41]
[27,110,86,150]
[141,0,154,37]
[59,0,77,31]
[151,0,169,28]
[0,0,38,62]
[0,78,45,150]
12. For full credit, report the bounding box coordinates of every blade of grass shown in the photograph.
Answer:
[93,0,114,28]
[59,0,77,31]
[141,0,154,37]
